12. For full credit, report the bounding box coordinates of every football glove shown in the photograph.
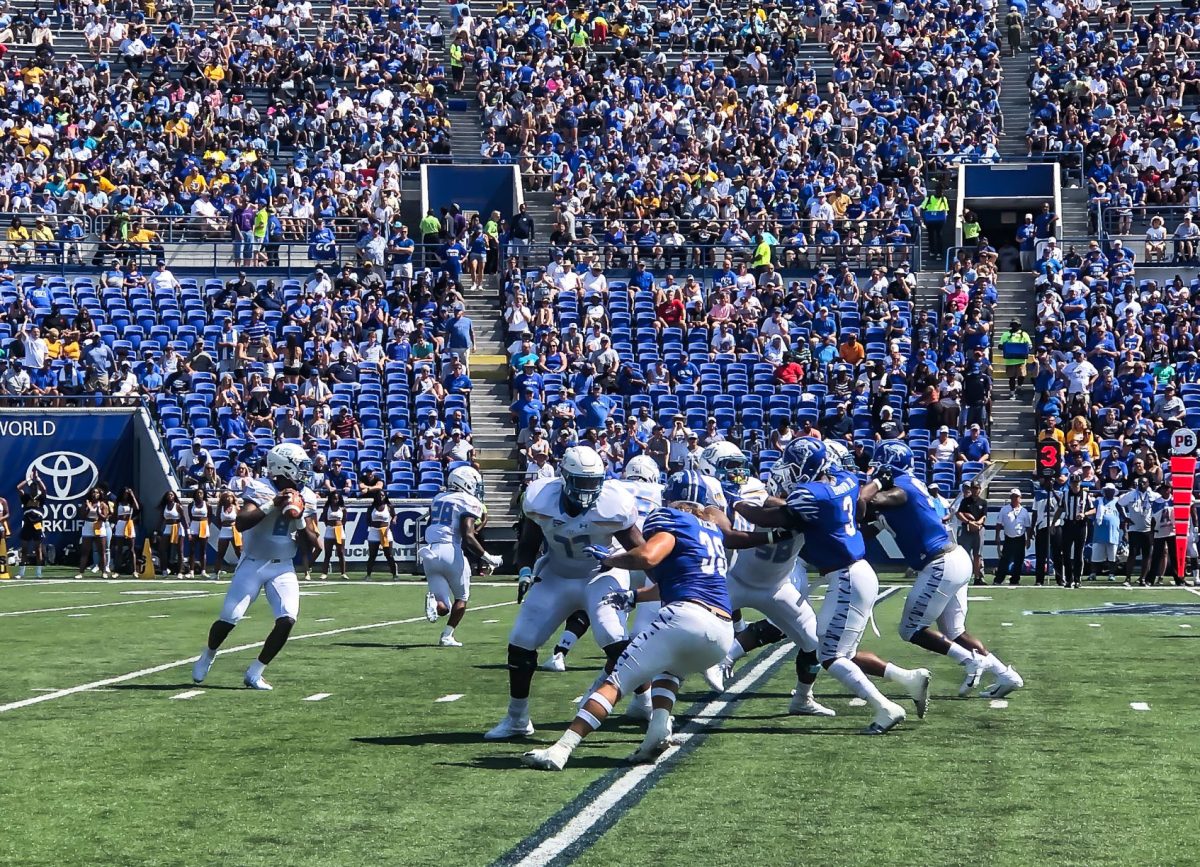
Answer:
[517,567,534,604]
[583,544,613,563]
[872,465,896,491]
[600,589,637,612]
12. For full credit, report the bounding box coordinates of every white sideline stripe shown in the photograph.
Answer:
[967,596,992,601]
[989,700,1008,709]
[434,693,464,703]
[304,693,331,702]
[483,619,499,624]
[314,618,335,623]
[0,593,215,617]
[1186,588,1200,600]
[170,690,204,700]
[1088,623,1102,627]
[510,642,793,867]
[67,614,91,618]
[0,600,517,715]
[149,615,171,619]
[1130,702,1151,711]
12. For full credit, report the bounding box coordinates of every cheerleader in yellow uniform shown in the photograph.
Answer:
[112,488,141,578]
[76,488,113,579]
[157,491,187,578]
[186,489,213,578]
[214,491,242,580]
[364,491,397,580]
[317,490,348,580]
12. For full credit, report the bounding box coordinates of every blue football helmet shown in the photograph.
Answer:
[664,470,715,507]
[767,438,829,498]
[871,439,915,475]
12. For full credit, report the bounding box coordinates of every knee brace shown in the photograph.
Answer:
[602,639,630,663]
[795,648,821,678]
[565,609,591,636]
[747,619,786,647]
[506,644,538,673]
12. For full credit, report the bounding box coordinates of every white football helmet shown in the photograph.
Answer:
[265,442,313,489]
[560,445,606,511]
[623,455,661,484]
[698,441,751,486]
[824,440,853,472]
[447,465,484,498]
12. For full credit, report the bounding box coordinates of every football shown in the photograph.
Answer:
[279,490,305,519]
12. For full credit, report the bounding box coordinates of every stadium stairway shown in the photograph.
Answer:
[988,271,1039,465]
[463,290,524,547]
[997,50,1031,160]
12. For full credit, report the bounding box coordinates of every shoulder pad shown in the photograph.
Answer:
[739,477,768,506]
[522,476,562,520]
[243,478,276,508]
[642,506,683,538]
[785,484,821,523]
[461,492,485,518]
[593,481,638,527]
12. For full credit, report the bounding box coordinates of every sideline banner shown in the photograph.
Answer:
[0,412,136,550]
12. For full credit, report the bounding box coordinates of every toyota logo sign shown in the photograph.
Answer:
[29,452,99,501]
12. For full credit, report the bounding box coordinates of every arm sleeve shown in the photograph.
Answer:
[641,507,678,540]
[784,486,820,526]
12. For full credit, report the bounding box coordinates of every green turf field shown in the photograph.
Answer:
[1,573,1198,867]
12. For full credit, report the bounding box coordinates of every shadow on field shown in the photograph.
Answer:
[331,641,435,651]
[109,683,244,691]
[433,754,631,771]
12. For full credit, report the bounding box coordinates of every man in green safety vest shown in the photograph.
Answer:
[449,36,467,92]
[920,184,949,255]
[419,209,442,269]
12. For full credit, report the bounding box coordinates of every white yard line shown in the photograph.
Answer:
[508,643,792,867]
[434,694,464,703]
[303,693,331,702]
[989,700,1009,709]
[1001,622,1014,627]
[314,618,335,623]
[170,690,204,700]
[0,593,216,617]
[0,600,516,715]
[1130,702,1151,711]
[66,614,91,618]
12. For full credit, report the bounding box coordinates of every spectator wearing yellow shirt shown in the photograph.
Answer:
[30,217,57,263]
[203,63,226,84]
[7,217,33,262]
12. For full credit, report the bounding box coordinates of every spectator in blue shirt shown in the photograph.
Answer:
[510,387,545,430]
[325,458,353,495]
[575,383,614,429]
[443,359,473,396]
[669,352,699,387]
[220,406,249,440]
[958,424,992,465]
[513,360,544,398]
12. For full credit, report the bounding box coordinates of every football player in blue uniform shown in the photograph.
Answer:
[735,439,932,734]
[864,441,1024,698]
[522,471,789,771]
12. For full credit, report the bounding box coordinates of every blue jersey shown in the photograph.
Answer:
[641,507,731,613]
[785,469,865,572]
[875,473,951,570]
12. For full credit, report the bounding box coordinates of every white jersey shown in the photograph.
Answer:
[611,479,663,530]
[239,478,318,562]
[524,476,639,579]
[425,490,485,546]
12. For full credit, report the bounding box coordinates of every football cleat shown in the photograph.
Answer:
[625,736,671,765]
[624,693,653,722]
[907,668,933,718]
[318,573,327,581]
[73,573,83,580]
[861,701,906,735]
[539,652,567,672]
[980,666,1024,699]
[191,648,216,684]
[424,592,439,623]
[438,633,463,647]
[959,653,985,697]
[484,717,535,740]
[701,660,731,692]
[521,746,568,771]
[788,694,836,717]
[340,573,349,581]
[243,673,273,691]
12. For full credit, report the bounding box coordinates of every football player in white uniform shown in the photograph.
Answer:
[485,446,643,740]
[418,466,502,647]
[699,444,833,716]
[191,443,321,690]
[538,456,662,678]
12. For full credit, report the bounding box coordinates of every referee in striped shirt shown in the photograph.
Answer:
[1055,474,1095,588]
